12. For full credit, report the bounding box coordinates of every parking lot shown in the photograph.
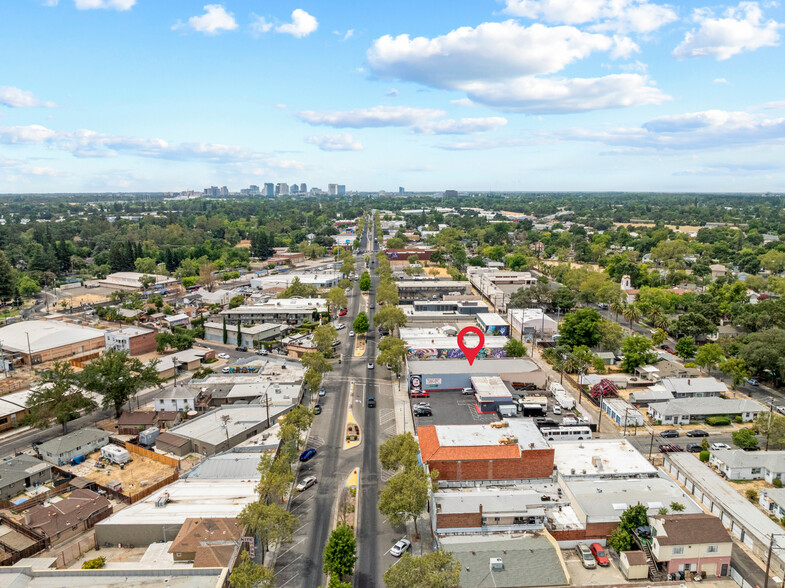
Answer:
[562,547,627,585]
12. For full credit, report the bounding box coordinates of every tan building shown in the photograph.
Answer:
[168,517,242,565]
[0,320,105,367]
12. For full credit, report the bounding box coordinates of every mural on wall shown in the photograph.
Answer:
[406,347,507,360]
[484,325,511,337]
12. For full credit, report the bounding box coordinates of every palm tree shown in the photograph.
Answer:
[622,304,642,333]
[653,312,670,331]
[610,298,625,323]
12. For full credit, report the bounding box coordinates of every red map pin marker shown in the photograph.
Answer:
[457,326,485,366]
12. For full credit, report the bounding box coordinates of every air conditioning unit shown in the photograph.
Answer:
[490,558,504,572]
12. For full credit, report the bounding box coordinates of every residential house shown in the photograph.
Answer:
[25,489,112,546]
[711,450,785,483]
[659,377,728,398]
[709,264,727,279]
[168,517,242,566]
[36,428,109,466]
[155,385,200,413]
[649,513,732,578]
[0,455,52,501]
[117,411,180,435]
[760,488,785,519]
[0,395,29,433]
[648,397,763,425]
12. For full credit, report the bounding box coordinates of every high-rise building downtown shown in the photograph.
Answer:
[327,183,337,196]
[337,185,346,196]
[300,183,307,193]
[264,183,274,197]
[277,183,289,196]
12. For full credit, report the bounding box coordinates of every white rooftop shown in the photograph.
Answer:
[434,482,559,516]
[166,404,289,445]
[470,376,513,400]
[222,297,327,312]
[0,320,105,354]
[552,438,657,478]
[476,313,508,326]
[436,419,549,450]
[403,333,508,349]
[660,377,728,394]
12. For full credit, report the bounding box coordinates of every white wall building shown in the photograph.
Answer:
[507,308,558,337]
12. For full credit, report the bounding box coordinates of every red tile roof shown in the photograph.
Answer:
[418,426,521,463]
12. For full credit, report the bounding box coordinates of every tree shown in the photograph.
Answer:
[16,275,40,297]
[0,251,16,302]
[237,321,242,346]
[383,549,461,588]
[756,411,785,450]
[222,316,228,344]
[229,295,245,309]
[278,277,318,299]
[255,453,295,503]
[740,328,785,385]
[760,249,785,273]
[651,328,667,346]
[358,271,371,292]
[377,336,406,375]
[607,503,649,553]
[23,362,96,433]
[379,432,419,472]
[313,324,338,355]
[551,286,576,312]
[504,338,527,357]
[620,335,657,372]
[674,312,717,339]
[304,369,323,396]
[353,312,370,334]
[597,319,624,352]
[373,305,407,333]
[695,342,725,374]
[79,350,161,417]
[237,501,297,565]
[558,308,602,349]
[376,281,399,306]
[301,351,333,375]
[675,336,696,360]
[378,467,431,540]
[326,286,348,316]
[322,523,357,581]
[732,428,759,450]
[720,357,750,389]
[199,262,217,292]
[148,293,164,310]
[134,257,157,274]
[622,304,642,332]
[229,551,275,588]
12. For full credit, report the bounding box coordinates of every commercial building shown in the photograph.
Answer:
[203,321,285,347]
[0,455,52,501]
[470,376,515,413]
[551,439,657,480]
[476,313,510,336]
[384,248,435,264]
[160,404,292,456]
[263,183,274,197]
[35,428,109,466]
[467,268,538,312]
[647,397,763,424]
[406,357,544,393]
[418,420,554,482]
[396,280,472,303]
[507,308,558,337]
[99,272,179,291]
[648,513,732,578]
[0,566,227,587]
[0,320,105,367]
[401,326,508,361]
[600,397,645,428]
[710,450,785,483]
[104,326,157,356]
[663,452,785,579]
[219,298,327,326]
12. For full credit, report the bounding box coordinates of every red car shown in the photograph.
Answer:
[410,391,430,398]
[338,308,348,316]
[590,543,610,566]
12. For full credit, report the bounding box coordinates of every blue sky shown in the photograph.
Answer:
[1,0,784,192]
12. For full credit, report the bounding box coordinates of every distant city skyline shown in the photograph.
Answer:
[0,0,784,193]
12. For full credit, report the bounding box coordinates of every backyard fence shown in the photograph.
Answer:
[125,442,179,468]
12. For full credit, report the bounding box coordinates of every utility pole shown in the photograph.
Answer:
[648,429,656,461]
[765,534,775,588]
[768,397,775,451]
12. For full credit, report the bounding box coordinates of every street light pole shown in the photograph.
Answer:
[768,397,775,451]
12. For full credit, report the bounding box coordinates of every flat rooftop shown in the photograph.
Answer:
[184,451,266,480]
[166,404,290,445]
[0,566,225,587]
[407,357,540,375]
[0,320,105,354]
[434,482,560,515]
[551,439,657,478]
[436,419,549,450]
[107,326,154,337]
[471,376,514,400]
[403,334,508,349]
[476,312,508,325]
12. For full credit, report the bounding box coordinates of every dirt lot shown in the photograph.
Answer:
[70,450,175,495]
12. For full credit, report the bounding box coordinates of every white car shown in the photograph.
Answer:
[390,538,411,557]
[336,324,346,330]
[222,367,231,373]
[349,330,355,337]
[217,353,230,360]
[711,442,731,451]
[367,362,374,369]
[296,476,317,492]
[553,405,562,415]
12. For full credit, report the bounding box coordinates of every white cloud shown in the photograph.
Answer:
[762,100,785,109]
[250,14,273,36]
[42,0,59,6]
[0,123,274,162]
[174,4,238,35]
[306,133,364,151]
[673,2,781,60]
[436,138,533,150]
[413,117,508,135]
[459,74,668,114]
[276,9,318,38]
[503,0,677,34]
[385,89,399,97]
[340,29,355,41]
[0,87,55,109]
[366,20,669,114]
[74,0,135,10]
[714,77,730,84]
[298,105,445,128]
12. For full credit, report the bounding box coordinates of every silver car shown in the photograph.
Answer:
[576,543,596,569]
[295,476,317,492]
[390,538,411,557]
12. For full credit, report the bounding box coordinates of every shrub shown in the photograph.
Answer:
[775,478,783,489]
[699,450,710,462]
[734,415,743,423]
[684,362,697,368]
[82,557,106,570]
[746,489,759,503]
[706,416,731,426]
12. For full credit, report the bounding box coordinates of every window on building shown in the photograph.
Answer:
[707,545,719,553]
[752,468,762,474]
[672,547,684,555]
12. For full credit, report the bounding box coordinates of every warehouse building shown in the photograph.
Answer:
[99,272,179,291]
[406,357,544,393]
[0,320,105,366]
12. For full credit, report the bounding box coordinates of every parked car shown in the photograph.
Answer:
[461,387,474,395]
[370,302,375,309]
[349,330,355,337]
[339,308,348,316]
[314,405,322,415]
[711,442,731,451]
[296,476,317,492]
[336,323,346,330]
[413,407,432,417]
[576,543,596,569]
[659,344,670,350]
[256,348,268,355]
[299,448,317,462]
[318,387,326,397]
[589,543,610,567]
[553,405,562,415]
[659,444,684,453]
[686,443,703,453]
[222,367,231,373]
[235,346,248,352]
[367,396,376,408]
[635,525,652,539]
[660,429,680,438]
[217,353,230,360]
[598,303,609,309]
[686,429,709,437]
[411,390,430,398]
[390,538,411,558]
[747,378,760,386]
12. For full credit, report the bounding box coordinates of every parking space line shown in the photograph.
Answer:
[290,495,316,513]
[279,574,301,588]
[277,538,307,560]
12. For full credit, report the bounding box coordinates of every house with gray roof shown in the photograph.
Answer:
[35,427,109,466]
[659,377,728,398]
[628,387,674,406]
[0,455,52,500]
[647,397,763,425]
[710,450,785,483]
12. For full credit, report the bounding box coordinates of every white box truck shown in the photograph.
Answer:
[549,382,576,410]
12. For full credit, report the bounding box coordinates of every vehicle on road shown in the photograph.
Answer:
[367,396,376,408]
[660,429,679,438]
[318,387,326,397]
[314,405,322,415]
[296,476,317,492]
[686,429,709,437]
[576,543,596,569]
[553,405,562,415]
[390,539,411,557]
[461,387,474,395]
[747,378,760,386]
[222,367,231,373]
[711,442,731,451]
[367,362,374,369]
[589,543,610,566]
[411,390,429,398]
[777,406,785,415]
[413,407,432,417]
[658,443,684,453]
[339,308,348,316]
[349,330,355,337]
[597,303,609,309]
[235,346,248,352]
[336,324,346,330]
[686,443,703,453]
[217,353,230,360]
[299,448,317,462]
[659,344,670,350]
[256,348,268,355]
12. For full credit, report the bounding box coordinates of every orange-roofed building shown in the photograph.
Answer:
[419,420,554,482]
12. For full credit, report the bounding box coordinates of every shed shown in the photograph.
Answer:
[620,551,649,580]
[155,431,192,457]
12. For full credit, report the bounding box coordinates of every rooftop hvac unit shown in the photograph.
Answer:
[155,492,170,508]
[490,558,504,572]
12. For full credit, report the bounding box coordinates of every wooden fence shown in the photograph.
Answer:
[128,470,179,504]
[0,514,48,564]
[0,480,72,514]
[125,442,179,468]
[54,532,97,569]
